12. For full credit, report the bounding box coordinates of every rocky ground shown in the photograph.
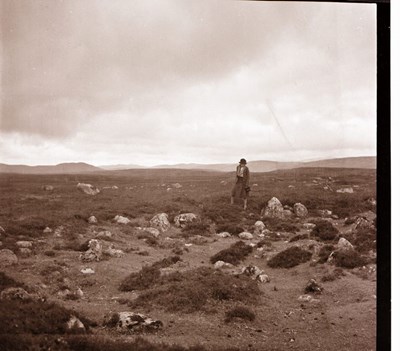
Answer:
[0,168,376,350]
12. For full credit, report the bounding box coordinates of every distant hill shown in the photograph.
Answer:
[0,156,376,174]
[302,156,376,169]
[151,156,376,172]
[0,162,101,174]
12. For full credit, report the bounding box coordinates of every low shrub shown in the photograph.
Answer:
[311,221,338,241]
[210,241,253,265]
[130,267,261,313]
[137,232,158,247]
[333,251,368,268]
[225,306,255,323]
[262,218,300,233]
[289,233,309,242]
[267,247,312,268]
[181,222,211,238]
[256,239,272,248]
[0,299,93,335]
[0,272,29,292]
[353,227,376,253]
[321,268,345,282]
[119,256,181,291]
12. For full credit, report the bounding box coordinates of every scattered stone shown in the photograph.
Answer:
[367,198,377,206]
[174,213,197,228]
[253,183,258,187]
[54,226,65,237]
[303,223,316,230]
[261,197,284,219]
[88,216,97,224]
[66,316,86,333]
[112,185,119,190]
[0,226,4,234]
[1,287,32,301]
[76,288,84,298]
[257,274,270,283]
[354,217,373,231]
[0,249,18,267]
[76,183,100,196]
[297,294,319,303]
[171,183,183,189]
[214,260,234,269]
[283,209,293,217]
[216,232,231,238]
[114,215,131,224]
[79,239,102,262]
[254,221,266,235]
[96,231,113,239]
[166,188,172,192]
[288,185,295,189]
[293,203,308,218]
[141,227,160,238]
[106,312,163,332]
[19,248,32,257]
[332,215,339,220]
[242,265,263,277]
[305,279,323,294]
[239,232,253,240]
[220,180,228,186]
[336,187,354,194]
[150,213,170,232]
[16,241,33,248]
[104,244,124,258]
[81,268,95,274]
[42,185,54,191]
[337,237,354,252]
[318,209,332,218]
[43,227,52,234]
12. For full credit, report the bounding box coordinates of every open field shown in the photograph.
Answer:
[0,167,376,350]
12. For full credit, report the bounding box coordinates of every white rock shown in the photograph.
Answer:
[43,227,52,233]
[88,216,97,224]
[214,260,234,269]
[242,265,264,277]
[171,183,183,189]
[336,187,354,193]
[254,221,266,235]
[66,316,86,333]
[114,215,131,224]
[303,223,316,230]
[112,185,119,189]
[96,231,113,239]
[257,274,270,283]
[108,312,162,331]
[239,231,253,240]
[337,237,354,251]
[42,185,54,191]
[298,294,313,302]
[142,227,160,238]
[216,232,231,238]
[150,213,170,232]
[261,197,284,219]
[80,268,95,274]
[174,213,197,228]
[77,183,100,196]
[104,245,124,258]
[16,241,33,248]
[293,203,308,218]
[79,239,102,262]
[220,180,228,186]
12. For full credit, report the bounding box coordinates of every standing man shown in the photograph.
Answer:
[230,158,250,210]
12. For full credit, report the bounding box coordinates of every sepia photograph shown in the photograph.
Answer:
[0,0,385,350]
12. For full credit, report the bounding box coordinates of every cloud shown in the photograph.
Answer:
[0,1,376,165]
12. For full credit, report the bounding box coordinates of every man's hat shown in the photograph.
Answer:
[239,158,247,164]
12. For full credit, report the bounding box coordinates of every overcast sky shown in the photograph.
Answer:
[1,0,376,166]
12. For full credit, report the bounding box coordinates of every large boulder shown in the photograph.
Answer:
[79,239,102,262]
[174,213,197,228]
[261,197,284,219]
[0,249,18,267]
[337,237,354,252]
[105,312,163,332]
[77,183,100,196]
[150,213,170,232]
[294,203,308,218]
